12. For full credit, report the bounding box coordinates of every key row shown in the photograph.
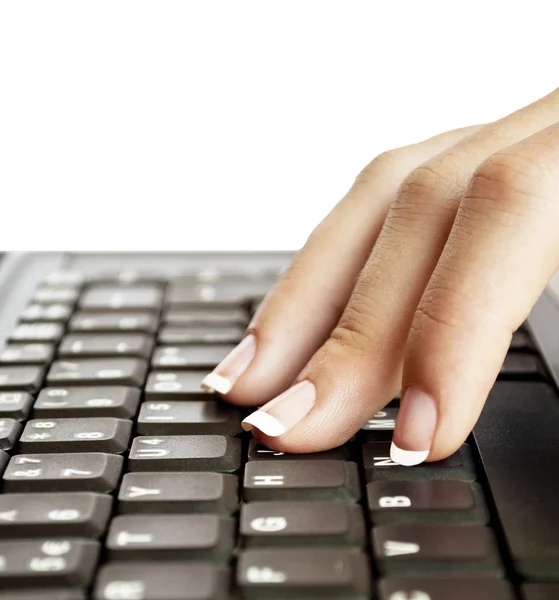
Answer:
[0,535,510,598]
[0,350,546,400]
[1,445,476,492]
[28,277,273,307]
[0,480,489,528]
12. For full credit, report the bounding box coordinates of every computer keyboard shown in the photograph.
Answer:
[0,253,557,599]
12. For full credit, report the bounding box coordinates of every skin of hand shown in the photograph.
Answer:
[202,87,559,466]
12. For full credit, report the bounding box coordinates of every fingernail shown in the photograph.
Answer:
[391,385,438,466]
[242,380,316,437]
[201,334,257,395]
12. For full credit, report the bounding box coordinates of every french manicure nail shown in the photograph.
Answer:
[242,380,316,437]
[391,385,438,466]
[201,333,257,394]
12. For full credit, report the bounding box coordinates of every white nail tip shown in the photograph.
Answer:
[242,411,286,437]
[200,373,233,395]
[390,442,429,466]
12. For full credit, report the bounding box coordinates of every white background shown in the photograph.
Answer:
[0,1,557,251]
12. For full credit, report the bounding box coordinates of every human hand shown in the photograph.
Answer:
[202,88,559,465]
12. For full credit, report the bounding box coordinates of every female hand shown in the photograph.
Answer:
[202,88,559,465]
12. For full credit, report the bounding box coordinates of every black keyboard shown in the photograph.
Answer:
[0,252,558,600]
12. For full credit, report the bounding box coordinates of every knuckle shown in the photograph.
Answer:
[412,270,515,339]
[382,157,460,234]
[466,152,550,218]
[398,154,458,203]
[330,289,377,355]
[354,149,402,186]
[412,292,464,335]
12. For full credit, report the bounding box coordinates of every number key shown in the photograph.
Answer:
[3,453,123,493]
[0,418,23,451]
[0,538,99,588]
[19,418,132,453]
[0,492,112,538]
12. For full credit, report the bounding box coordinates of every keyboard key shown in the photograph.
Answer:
[32,287,80,304]
[500,353,547,379]
[42,271,85,287]
[138,400,242,436]
[358,408,398,442]
[145,371,215,401]
[367,480,488,525]
[0,589,86,599]
[522,584,559,600]
[364,442,476,482]
[47,358,147,387]
[243,460,361,502]
[151,345,235,369]
[70,312,158,334]
[237,548,371,599]
[0,418,22,451]
[128,435,241,473]
[362,408,398,431]
[59,334,154,359]
[118,472,238,515]
[247,439,351,461]
[165,283,246,307]
[79,285,163,312]
[0,492,112,538]
[0,450,9,475]
[20,303,73,323]
[0,392,33,421]
[158,325,245,345]
[0,344,54,365]
[0,366,44,393]
[163,307,248,326]
[106,514,235,562]
[94,562,230,600]
[10,323,64,343]
[474,381,559,580]
[3,453,123,493]
[34,387,141,419]
[379,578,516,600]
[86,269,168,285]
[240,501,365,547]
[510,329,535,352]
[0,539,99,588]
[19,418,132,454]
[372,525,502,577]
